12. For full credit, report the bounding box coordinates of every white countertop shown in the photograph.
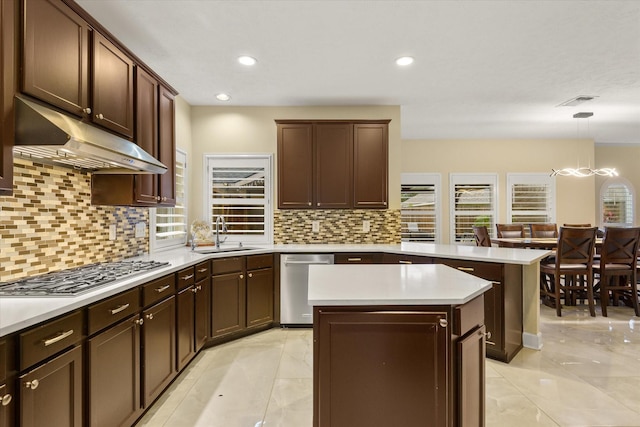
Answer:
[0,242,548,337]
[308,264,493,306]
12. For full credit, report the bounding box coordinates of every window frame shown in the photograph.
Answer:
[449,173,498,244]
[506,173,556,226]
[204,153,273,245]
[400,173,442,243]
[599,177,635,227]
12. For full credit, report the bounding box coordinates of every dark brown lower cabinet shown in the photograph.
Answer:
[142,296,176,408]
[0,382,13,427]
[458,325,486,427]
[194,277,210,352]
[19,345,83,427]
[176,286,196,371]
[88,316,141,427]
[211,272,246,338]
[246,267,274,328]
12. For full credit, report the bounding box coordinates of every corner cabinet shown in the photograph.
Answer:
[0,0,16,195]
[276,120,390,209]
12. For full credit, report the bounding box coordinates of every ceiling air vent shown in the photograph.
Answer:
[573,112,593,118]
[557,96,597,107]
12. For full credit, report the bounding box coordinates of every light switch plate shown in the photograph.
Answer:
[109,224,117,241]
[363,220,371,233]
[135,222,146,238]
[312,221,320,233]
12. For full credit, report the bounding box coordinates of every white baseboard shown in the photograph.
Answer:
[523,332,543,350]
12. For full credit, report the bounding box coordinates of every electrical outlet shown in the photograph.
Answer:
[135,222,146,238]
[109,224,117,241]
[363,220,371,233]
[312,221,320,233]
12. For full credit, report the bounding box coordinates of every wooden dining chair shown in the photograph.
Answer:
[593,227,640,316]
[563,223,592,228]
[472,226,491,247]
[530,223,558,238]
[496,223,525,238]
[540,226,598,316]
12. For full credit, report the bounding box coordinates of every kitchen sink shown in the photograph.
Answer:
[192,246,257,254]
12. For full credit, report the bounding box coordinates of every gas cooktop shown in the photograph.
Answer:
[0,260,170,297]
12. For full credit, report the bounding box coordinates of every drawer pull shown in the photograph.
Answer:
[197,268,208,273]
[439,318,448,328]
[43,329,74,347]
[457,267,475,272]
[399,260,412,264]
[110,303,130,315]
[181,274,194,281]
[1,393,12,406]
[348,258,362,262]
[155,285,171,293]
[484,331,496,346]
[25,379,39,390]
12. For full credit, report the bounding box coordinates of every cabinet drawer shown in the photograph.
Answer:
[381,253,432,264]
[20,311,83,370]
[195,261,210,281]
[334,253,382,264]
[176,266,196,290]
[142,275,176,307]
[87,288,140,336]
[437,259,502,282]
[212,256,245,275]
[246,254,273,270]
[455,295,485,337]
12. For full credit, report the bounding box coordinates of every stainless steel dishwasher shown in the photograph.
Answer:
[280,253,334,326]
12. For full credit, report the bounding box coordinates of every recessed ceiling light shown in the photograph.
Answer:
[238,56,257,66]
[216,93,231,101]
[395,56,414,66]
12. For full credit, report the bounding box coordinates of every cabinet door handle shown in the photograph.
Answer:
[484,331,496,346]
[399,260,412,264]
[317,203,320,206]
[439,318,448,328]
[146,313,154,320]
[82,107,92,114]
[191,287,198,293]
[162,197,167,202]
[181,274,194,281]
[156,196,161,201]
[1,393,11,406]
[239,274,244,279]
[383,201,387,206]
[110,303,130,315]
[95,113,104,120]
[43,329,74,346]
[25,379,39,390]
[134,318,144,326]
[348,258,362,262]
[248,273,253,278]
[457,267,475,272]
[198,268,208,273]
[155,285,171,293]
[307,202,311,206]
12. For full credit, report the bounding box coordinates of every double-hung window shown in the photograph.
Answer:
[205,154,272,244]
[400,173,441,243]
[450,173,498,243]
[150,149,188,252]
[506,173,555,225]
[600,178,634,226]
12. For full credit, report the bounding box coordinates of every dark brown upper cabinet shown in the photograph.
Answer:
[91,31,134,138]
[22,0,90,118]
[276,120,390,209]
[133,66,159,204]
[158,85,176,206]
[0,0,16,195]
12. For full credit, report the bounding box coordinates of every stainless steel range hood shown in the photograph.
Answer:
[13,96,167,174]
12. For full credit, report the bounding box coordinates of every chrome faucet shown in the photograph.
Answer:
[214,215,228,248]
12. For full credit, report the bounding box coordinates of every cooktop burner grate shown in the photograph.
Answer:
[0,260,170,296]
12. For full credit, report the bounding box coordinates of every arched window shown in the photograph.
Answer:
[600,178,635,226]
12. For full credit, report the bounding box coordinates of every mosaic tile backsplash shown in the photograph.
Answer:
[274,209,401,244]
[0,158,149,282]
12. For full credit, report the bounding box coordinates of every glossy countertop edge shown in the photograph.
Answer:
[308,264,493,306]
[0,243,549,337]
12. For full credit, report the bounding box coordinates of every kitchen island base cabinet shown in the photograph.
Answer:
[19,345,83,427]
[313,298,485,427]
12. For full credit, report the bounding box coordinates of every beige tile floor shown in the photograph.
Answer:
[137,305,640,427]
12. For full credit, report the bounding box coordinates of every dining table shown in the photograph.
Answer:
[493,237,603,250]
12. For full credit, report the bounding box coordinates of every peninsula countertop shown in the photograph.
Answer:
[308,263,493,306]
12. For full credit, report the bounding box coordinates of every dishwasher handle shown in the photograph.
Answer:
[284,260,333,265]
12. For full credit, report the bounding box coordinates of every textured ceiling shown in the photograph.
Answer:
[75,0,640,144]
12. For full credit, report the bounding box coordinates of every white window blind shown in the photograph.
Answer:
[450,174,497,244]
[600,180,634,226]
[400,173,441,243]
[206,155,272,244]
[507,173,555,226]
[151,149,188,251]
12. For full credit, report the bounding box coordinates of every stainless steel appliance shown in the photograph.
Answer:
[280,253,334,326]
[0,260,169,296]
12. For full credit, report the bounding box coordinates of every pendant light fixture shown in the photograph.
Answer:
[550,113,618,177]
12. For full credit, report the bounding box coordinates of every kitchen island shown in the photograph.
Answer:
[308,263,493,427]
